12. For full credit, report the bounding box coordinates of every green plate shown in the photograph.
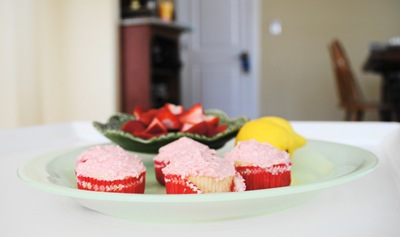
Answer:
[17,139,378,223]
[93,109,249,153]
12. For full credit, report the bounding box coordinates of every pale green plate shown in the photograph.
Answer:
[17,139,378,223]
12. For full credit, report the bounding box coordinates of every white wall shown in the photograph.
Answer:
[0,0,40,128]
[0,0,119,130]
[61,0,119,122]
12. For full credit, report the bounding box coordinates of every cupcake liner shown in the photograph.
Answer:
[164,174,201,194]
[76,172,146,193]
[154,160,169,185]
[235,164,291,190]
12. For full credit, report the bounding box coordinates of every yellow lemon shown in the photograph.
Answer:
[235,117,306,157]
[259,116,306,150]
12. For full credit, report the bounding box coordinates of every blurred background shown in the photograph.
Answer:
[1,0,399,130]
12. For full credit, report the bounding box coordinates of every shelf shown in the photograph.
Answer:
[120,17,192,32]
[119,21,188,113]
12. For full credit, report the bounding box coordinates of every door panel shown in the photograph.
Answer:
[177,0,259,118]
[198,0,239,48]
[193,65,240,117]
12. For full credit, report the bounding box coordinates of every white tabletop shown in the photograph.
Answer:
[2,121,400,236]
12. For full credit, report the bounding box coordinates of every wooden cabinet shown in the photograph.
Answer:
[119,18,189,113]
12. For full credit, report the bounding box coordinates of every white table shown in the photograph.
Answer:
[2,121,400,236]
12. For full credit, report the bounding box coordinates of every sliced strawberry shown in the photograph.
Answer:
[120,120,146,134]
[208,123,228,137]
[180,121,208,136]
[207,124,218,137]
[217,124,228,134]
[164,103,184,115]
[155,109,181,130]
[179,103,204,124]
[203,115,219,127]
[146,118,168,134]
[139,109,158,126]
[132,106,146,119]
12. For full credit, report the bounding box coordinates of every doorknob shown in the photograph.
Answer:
[240,51,250,73]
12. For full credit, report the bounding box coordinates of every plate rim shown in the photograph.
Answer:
[17,139,378,203]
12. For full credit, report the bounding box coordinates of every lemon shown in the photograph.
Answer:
[235,116,306,157]
[259,116,307,149]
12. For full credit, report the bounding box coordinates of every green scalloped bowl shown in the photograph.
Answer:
[93,109,249,153]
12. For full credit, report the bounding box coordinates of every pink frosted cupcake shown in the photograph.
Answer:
[75,145,146,193]
[153,137,215,185]
[162,149,245,194]
[224,139,291,190]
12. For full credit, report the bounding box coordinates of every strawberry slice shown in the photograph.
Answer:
[155,109,181,130]
[139,109,158,126]
[217,124,228,133]
[203,115,219,127]
[207,123,228,137]
[207,124,218,137]
[179,103,204,124]
[132,106,146,120]
[164,103,184,115]
[146,118,168,134]
[180,121,208,136]
[121,120,146,134]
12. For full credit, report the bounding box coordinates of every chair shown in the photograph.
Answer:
[328,39,396,121]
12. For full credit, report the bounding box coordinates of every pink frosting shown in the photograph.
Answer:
[233,172,246,192]
[75,145,146,180]
[153,137,215,163]
[162,149,236,181]
[224,139,291,169]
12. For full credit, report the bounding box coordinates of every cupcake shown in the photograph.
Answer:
[224,139,291,190]
[75,145,146,193]
[153,137,215,185]
[162,148,246,194]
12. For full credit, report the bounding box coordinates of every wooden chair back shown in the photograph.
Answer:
[329,40,365,110]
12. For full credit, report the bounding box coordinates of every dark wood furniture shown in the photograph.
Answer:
[363,43,400,121]
[328,39,396,121]
[119,18,189,113]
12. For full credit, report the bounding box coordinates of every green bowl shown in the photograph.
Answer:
[93,109,249,154]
